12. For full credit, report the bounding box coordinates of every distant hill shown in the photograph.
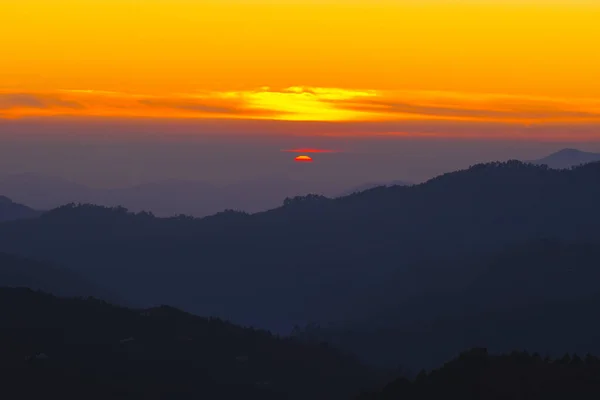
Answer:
[0,173,93,209]
[0,288,373,400]
[0,252,122,303]
[0,172,413,217]
[0,173,351,217]
[0,195,40,222]
[528,148,600,169]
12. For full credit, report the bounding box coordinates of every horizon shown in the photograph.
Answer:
[1,139,599,218]
[2,130,600,187]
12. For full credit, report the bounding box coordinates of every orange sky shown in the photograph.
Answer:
[2,0,600,132]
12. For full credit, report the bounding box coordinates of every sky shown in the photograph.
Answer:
[2,0,600,125]
[1,0,600,187]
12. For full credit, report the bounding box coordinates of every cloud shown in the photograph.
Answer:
[138,98,284,117]
[140,99,238,114]
[0,93,83,110]
[1,87,600,125]
[3,115,600,142]
[156,88,600,123]
[322,90,600,123]
[197,86,378,121]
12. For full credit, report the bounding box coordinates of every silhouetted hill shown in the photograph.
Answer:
[0,161,599,333]
[529,148,600,169]
[0,288,373,400]
[0,195,40,222]
[0,252,121,303]
[359,349,600,400]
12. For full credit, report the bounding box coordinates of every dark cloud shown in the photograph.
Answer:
[0,94,45,109]
[0,93,83,110]
[330,98,600,121]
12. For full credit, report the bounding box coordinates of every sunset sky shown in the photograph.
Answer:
[2,0,600,137]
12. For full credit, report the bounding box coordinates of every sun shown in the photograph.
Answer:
[294,155,313,162]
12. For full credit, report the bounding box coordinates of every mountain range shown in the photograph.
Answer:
[1,160,600,330]
[2,157,600,371]
[1,148,597,219]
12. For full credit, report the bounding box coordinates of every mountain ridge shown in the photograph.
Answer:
[528,148,600,169]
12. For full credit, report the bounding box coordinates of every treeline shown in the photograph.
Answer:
[360,348,600,399]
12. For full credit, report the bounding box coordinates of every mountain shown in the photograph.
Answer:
[0,252,122,303]
[529,148,600,169]
[0,287,374,400]
[0,195,40,222]
[0,161,599,334]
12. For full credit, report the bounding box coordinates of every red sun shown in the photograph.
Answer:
[294,155,313,162]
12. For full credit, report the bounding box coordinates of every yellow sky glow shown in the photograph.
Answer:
[2,0,600,129]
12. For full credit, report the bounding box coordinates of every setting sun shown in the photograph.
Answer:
[294,155,313,162]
